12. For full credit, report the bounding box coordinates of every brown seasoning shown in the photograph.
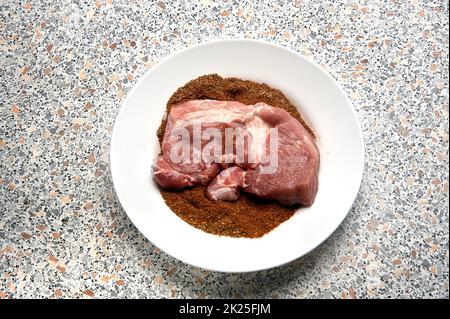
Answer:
[157,74,313,238]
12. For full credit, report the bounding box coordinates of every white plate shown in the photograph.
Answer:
[110,39,364,273]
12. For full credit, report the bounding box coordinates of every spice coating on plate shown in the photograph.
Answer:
[157,74,317,238]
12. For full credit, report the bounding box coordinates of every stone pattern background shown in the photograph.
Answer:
[0,0,448,298]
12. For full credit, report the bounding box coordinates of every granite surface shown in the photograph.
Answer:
[0,0,448,299]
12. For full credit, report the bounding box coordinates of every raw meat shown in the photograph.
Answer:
[152,99,319,206]
[244,112,320,206]
[153,156,220,190]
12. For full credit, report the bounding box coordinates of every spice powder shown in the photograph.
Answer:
[157,74,314,238]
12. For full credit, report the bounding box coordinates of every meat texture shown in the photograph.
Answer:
[153,156,220,190]
[206,166,247,201]
[244,109,319,206]
[152,99,319,206]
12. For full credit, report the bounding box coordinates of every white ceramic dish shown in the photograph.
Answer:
[110,39,364,273]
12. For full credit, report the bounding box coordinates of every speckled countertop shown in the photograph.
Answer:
[0,0,448,299]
